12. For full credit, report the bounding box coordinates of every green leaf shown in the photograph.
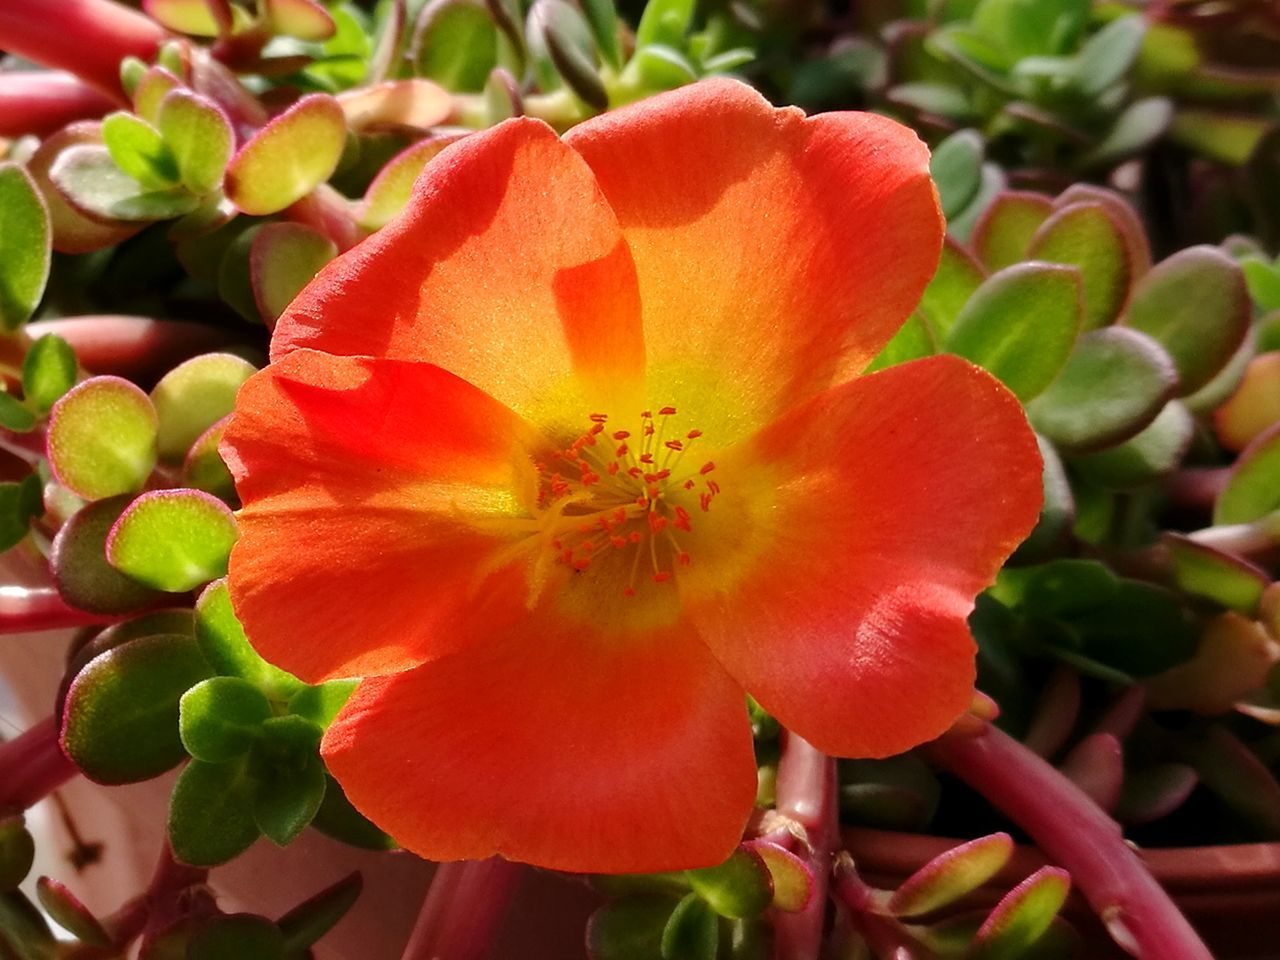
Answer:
[265,0,336,40]
[1122,245,1250,395]
[1027,327,1176,452]
[1070,400,1194,490]
[249,223,337,325]
[1027,202,1132,330]
[661,893,718,960]
[742,841,811,913]
[948,162,1006,242]
[529,0,607,109]
[888,833,1013,918]
[687,849,772,920]
[917,237,986,340]
[1164,533,1269,615]
[224,95,347,216]
[971,867,1070,960]
[1013,436,1073,561]
[580,0,620,70]
[1071,15,1145,98]
[930,129,984,221]
[634,0,694,50]
[864,313,935,373]
[47,376,158,500]
[945,262,1081,400]
[1083,97,1173,169]
[412,0,499,91]
[0,891,55,960]
[0,163,51,330]
[311,774,397,850]
[587,896,676,960]
[180,676,272,762]
[184,417,236,501]
[34,878,110,948]
[188,915,286,960]
[0,818,34,892]
[1169,109,1272,167]
[169,757,260,866]
[1215,425,1280,524]
[150,352,256,463]
[49,495,163,614]
[358,134,460,230]
[632,44,698,91]
[195,579,304,699]
[132,66,183,124]
[142,0,225,36]
[157,89,234,196]
[287,680,357,728]
[105,488,238,592]
[1241,256,1280,312]
[250,716,327,846]
[50,144,200,222]
[101,111,180,189]
[971,190,1053,272]
[62,633,213,784]
[277,872,363,953]
[21,334,77,415]
[886,82,975,122]
[0,475,43,554]
[0,392,34,432]
[1071,580,1196,677]
[998,558,1118,619]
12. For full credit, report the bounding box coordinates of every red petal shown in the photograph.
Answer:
[272,118,646,418]
[683,355,1042,757]
[323,615,757,872]
[222,349,537,682]
[566,78,942,441]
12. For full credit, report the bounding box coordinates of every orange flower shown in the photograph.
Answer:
[221,79,1042,873]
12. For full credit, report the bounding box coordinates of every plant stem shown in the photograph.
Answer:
[400,858,523,960]
[0,72,115,137]
[285,185,363,253]
[0,583,118,633]
[0,0,166,101]
[25,316,241,383]
[927,723,1213,960]
[0,717,77,815]
[771,733,836,960]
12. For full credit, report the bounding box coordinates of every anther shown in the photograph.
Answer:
[658,406,677,416]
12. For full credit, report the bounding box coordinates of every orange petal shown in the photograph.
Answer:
[222,349,537,683]
[565,78,942,442]
[323,615,757,872]
[271,118,645,423]
[682,355,1042,757]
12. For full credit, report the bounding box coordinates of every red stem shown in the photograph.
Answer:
[284,184,364,253]
[0,583,119,633]
[25,316,244,383]
[771,733,836,960]
[0,717,78,814]
[0,72,115,137]
[927,724,1213,960]
[400,858,523,960]
[0,0,166,100]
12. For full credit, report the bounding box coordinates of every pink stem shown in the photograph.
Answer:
[831,855,929,958]
[284,184,363,252]
[25,316,243,382]
[771,733,836,960]
[927,724,1213,960]
[0,717,78,814]
[400,858,523,960]
[0,72,115,137]
[0,0,166,100]
[0,584,118,633]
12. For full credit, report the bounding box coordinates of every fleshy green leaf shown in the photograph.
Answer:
[916,237,986,340]
[50,144,199,222]
[686,850,772,920]
[169,757,260,865]
[1122,245,1250,395]
[62,633,213,784]
[587,896,676,960]
[0,818,34,892]
[1071,15,1145,96]
[742,841,811,913]
[971,190,1053,272]
[1215,424,1280,525]
[224,95,347,216]
[106,488,238,592]
[0,475,43,554]
[0,163,51,330]
[49,495,164,615]
[1070,400,1194,490]
[358,134,461,230]
[101,111,180,189]
[250,223,337,325]
[184,417,236,501]
[634,0,694,50]
[930,129,984,220]
[265,0,336,40]
[413,0,499,91]
[195,579,303,698]
[277,872,363,953]
[151,352,256,463]
[180,676,273,762]
[945,262,1082,400]
[143,0,226,36]
[864,313,935,373]
[157,89,234,196]
[971,867,1070,959]
[250,715,327,846]
[21,334,77,415]
[1165,533,1269,614]
[34,878,110,948]
[1027,202,1131,330]
[188,915,286,960]
[888,833,1014,918]
[47,376,158,500]
[1027,328,1177,452]
[287,681,357,728]
[529,0,607,109]
[661,893,718,960]
[1083,97,1173,169]
[311,774,397,850]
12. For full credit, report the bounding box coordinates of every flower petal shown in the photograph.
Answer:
[323,616,757,872]
[271,118,646,423]
[222,349,538,683]
[681,355,1042,757]
[565,78,942,441]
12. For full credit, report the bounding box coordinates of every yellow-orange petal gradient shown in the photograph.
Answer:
[270,118,647,427]
[221,349,540,683]
[565,78,943,443]
[323,613,757,873]
[682,355,1043,758]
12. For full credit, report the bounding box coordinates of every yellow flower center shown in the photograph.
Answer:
[532,408,720,597]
